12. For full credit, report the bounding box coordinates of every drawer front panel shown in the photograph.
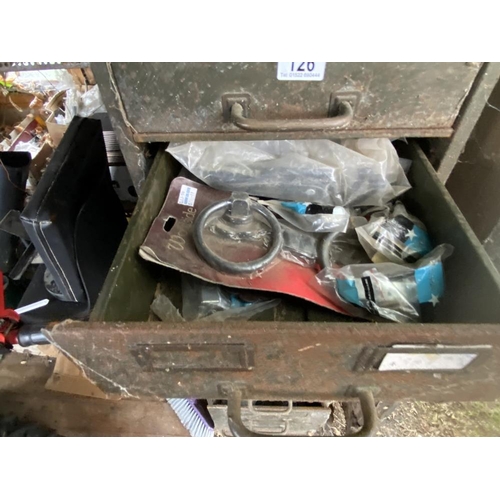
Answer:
[102,62,482,141]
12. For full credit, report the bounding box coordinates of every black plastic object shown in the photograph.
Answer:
[17,265,88,323]
[19,117,127,315]
[0,152,30,273]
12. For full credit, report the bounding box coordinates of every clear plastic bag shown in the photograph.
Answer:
[167,140,410,207]
[341,138,410,189]
[206,211,271,243]
[79,85,106,116]
[181,274,230,320]
[200,298,280,322]
[280,222,319,267]
[317,215,369,268]
[355,201,433,264]
[314,244,453,323]
[319,229,370,268]
[65,85,106,123]
[262,200,351,233]
[181,274,279,321]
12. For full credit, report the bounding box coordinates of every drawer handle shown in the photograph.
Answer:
[227,388,377,437]
[230,100,354,132]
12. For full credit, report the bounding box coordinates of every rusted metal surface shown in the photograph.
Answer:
[105,63,481,142]
[133,127,455,142]
[403,145,500,323]
[208,400,330,437]
[430,62,500,182]
[447,76,500,273]
[45,321,500,402]
[91,63,151,193]
[225,388,376,437]
[90,148,180,323]
[229,99,353,132]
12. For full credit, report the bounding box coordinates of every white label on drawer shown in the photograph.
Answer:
[178,185,197,207]
[379,353,477,371]
[377,344,492,371]
[277,62,326,81]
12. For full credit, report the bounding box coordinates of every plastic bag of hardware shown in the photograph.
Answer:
[314,244,454,323]
[317,216,369,268]
[167,140,410,207]
[341,138,410,184]
[319,227,370,269]
[140,177,352,314]
[262,200,351,233]
[181,274,279,321]
[356,201,433,264]
[206,194,272,244]
[65,86,106,123]
[201,298,280,322]
[279,222,319,267]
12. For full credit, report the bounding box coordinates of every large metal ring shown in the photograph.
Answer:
[193,199,283,275]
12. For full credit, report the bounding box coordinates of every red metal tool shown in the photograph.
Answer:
[0,271,21,347]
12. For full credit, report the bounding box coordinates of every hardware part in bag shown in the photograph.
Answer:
[139,177,348,313]
[181,274,280,321]
[314,245,454,323]
[318,216,370,269]
[193,192,282,274]
[181,275,229,319]
[263,200,351,233]
[279,222,319,268]
[319,229,370,269]
[356,201,433,264]
[167,139,410,207]
[18,117,127,322]
[0,152,30,273]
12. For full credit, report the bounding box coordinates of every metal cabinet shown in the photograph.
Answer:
[46,62,500,435]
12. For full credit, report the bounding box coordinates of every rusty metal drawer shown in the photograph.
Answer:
[99,62,483,142]
[46,142,500,405]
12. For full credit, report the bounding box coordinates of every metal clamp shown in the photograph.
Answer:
[193,193,283,275]
[227,389,378,437]
[230,100,354,132]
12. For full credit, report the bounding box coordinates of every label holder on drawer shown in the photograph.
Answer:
[130,342,255,372]
[354,344,492,373]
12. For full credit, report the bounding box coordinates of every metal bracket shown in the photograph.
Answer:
[329,91,362,118]
[222,93,251,122]
[346,385,380,398]
[218,382,250,398]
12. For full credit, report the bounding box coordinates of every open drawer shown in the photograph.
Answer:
[46,141,500,410]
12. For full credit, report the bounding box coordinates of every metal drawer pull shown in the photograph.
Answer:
[230,101,354,132]
[227,389,377,437]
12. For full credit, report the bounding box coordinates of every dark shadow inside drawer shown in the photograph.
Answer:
[91,141,500,325]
